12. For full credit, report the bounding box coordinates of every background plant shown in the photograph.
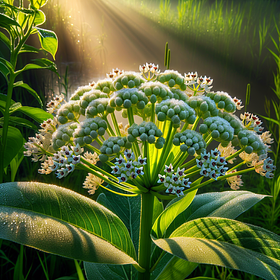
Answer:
[0,0,58,183]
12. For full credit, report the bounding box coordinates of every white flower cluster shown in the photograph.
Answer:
[48,144,83,179]
[196,149,228,180]
[157,164,191,197]
[111,150,147,183]
[184,71,213,93]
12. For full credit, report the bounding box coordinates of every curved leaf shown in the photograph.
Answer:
[35,27,58,59]
[19,44,40,54]
[166,191,268,237]
[154,191,268,280]
[0,116,38,130]
[13,81,43,107]
[0,13,20,28]
[0,126,24,168]
[17,106,53,122]
[0,182,139,266]
[31,0,48,9]
[153,217,280,280]
[152,188,197,238]
[34,10,46,26]
[0,31,11,50]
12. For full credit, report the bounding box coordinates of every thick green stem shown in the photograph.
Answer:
[138,192,154,280]
[111,113,121,136]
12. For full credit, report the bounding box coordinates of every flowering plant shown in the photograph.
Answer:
[0,63,279,280]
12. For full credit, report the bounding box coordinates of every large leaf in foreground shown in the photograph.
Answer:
[153,217,280,280]
[0,182,138,266]
[154,191,267,280]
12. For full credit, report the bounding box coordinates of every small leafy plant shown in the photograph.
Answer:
[0,62,279,280]
[0,0,58,183]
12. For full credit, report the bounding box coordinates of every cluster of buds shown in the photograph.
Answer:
[114,72,145,90]
[157,70,186,91]
[94,78,115,94]
[140,81,173,103]
[48,145,83,179]
[110,88,148,110]
[140,63,160,80]
[127,122,164,147]
[156,98,196,127]
[111,150,146,182]
[69,85,93,101]
[57,101,80,124]
[207,91,238,113]
[240,112,264,133]
[187,95,218,118]
[86,98,114,118]
[158,164,191,197]
[199,116,234,143]
[196,149,228,180]
[173,129,206,156]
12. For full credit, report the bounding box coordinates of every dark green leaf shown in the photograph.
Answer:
[0,116,38,130]
[0,182,139,266]
[153,217,280,280]
[0,57,13,72]
[0,62,9,83]
[18,44,40,54]
[97,189,141,252]
[35,27,58,59]
[13,81,43,107]
[0,93,15,104]
[0,126,24,168]
[17,106,53,123]
[0,31,11,49]
[0,13,20,28]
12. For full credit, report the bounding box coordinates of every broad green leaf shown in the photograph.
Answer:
[17,11,28,30]
[0,13,20,28]
[0,93,15,104]
[153,217,280,280]
[0,182,139,266]
[152,195,164,226]
[152,187,198,238]
[165,191,268,237]
[9,146,25,182]
[17,106,53,122]
[34,10,46,26]
[35,27,58,59]
[0,126,24,168]
[84,262,137,280]
[0,116,38,130]
[97,189,141,252]
[0,31,11,49]
[153,191,267,280]
[13,81,43,107]
[18,44,40,54]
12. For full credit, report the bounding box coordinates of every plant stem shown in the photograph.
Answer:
[138,192,154,280]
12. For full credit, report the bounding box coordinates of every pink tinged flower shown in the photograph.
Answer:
[116,155,125,165]
[209,170,218,180]
[124,149,135,161]
[200,167,209,177]
[135,167,144,176]
[66,164,75,173]
[157,174,166,183]
[164,164,174,174]
[111,165,121,174]
[72,144,84,155]
[181,178,191,188]
[216,156,226,165]
[165,184,175,194]
[117,173,127,183]
[138,156,147,165]
[176,167,185,176]
[174,186,185,197]
[49,161,59,171]
[72,155,80,164]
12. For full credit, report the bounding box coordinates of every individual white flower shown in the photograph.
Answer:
[232,97,244,110]
[164,164,174,174]
[83,173,104,195]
